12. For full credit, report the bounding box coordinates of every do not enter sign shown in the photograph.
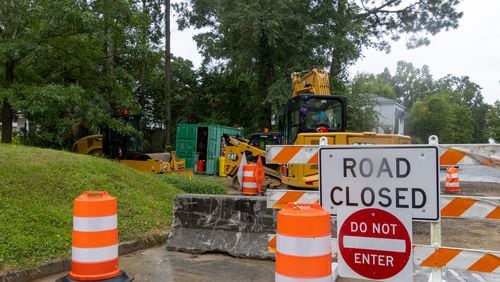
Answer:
[338,207,412,280]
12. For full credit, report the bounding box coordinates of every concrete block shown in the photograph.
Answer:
[166,194,277,259]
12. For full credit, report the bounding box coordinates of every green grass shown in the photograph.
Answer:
[0,143,193,271]
[158,174,227,195]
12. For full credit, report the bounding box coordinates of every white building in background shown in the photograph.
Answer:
[372,95,406,135]
[0,113,28,136]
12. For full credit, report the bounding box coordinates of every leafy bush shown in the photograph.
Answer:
[158,174,226,195]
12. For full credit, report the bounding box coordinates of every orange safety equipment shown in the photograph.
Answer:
[242,163,258,195]
[197,160,205,172]
[63,191,131,282]
[445,166,460,193]
[275,202,332,281]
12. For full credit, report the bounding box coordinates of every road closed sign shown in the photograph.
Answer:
[319,146,439,220]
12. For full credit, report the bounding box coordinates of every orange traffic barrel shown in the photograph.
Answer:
[445,166,460,193]
[275,202,332,281]
[242,163,258,195]
[59,191,131,282]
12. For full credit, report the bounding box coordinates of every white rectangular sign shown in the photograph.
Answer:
[319,146,439,221]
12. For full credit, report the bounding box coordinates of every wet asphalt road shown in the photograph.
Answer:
[35,245,500,282]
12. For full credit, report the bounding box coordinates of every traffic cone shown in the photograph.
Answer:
[445,166,460,193]
[275,202,332,281]
[241,163,258,195]
[58,191,132,282]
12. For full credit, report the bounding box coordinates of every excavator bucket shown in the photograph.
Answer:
[120,152,193,175]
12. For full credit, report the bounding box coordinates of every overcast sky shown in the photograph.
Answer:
[171,0,500,105]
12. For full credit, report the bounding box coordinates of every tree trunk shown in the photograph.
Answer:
[1,61,15,143]
[139,0,147,112]
[164,0,172,146]
[328,0,347,89]
[107,26,115,75]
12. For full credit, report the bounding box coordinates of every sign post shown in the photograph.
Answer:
[337,207,412,280]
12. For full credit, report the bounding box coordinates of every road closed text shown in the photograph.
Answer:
[329,157,427,210]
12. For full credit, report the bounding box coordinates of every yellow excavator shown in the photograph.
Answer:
[73,115,191,175]
[223,67,410,189]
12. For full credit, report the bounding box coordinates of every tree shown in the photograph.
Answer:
[352,72,397,99]
[0,0,41,143]
[174,0,463,127]
[0,0,101,144]
[345,90,378,132]
[408,93,474,143]
[435,75,488,142]
[391,61,434,107]
[485,101,500,142]
[174,0,331,129]
[302,0,463,90]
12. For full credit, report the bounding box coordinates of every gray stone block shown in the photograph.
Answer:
[166,194,277,259]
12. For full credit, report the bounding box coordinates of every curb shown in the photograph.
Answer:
[0,233,167,282]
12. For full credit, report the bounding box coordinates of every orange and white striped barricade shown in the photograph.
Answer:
[445,166,460,193]
[441,195,500,220]
[242,163,258,195]
[437,143,500,168]
[275,202,332,281]
[59,191,131,282]
[414,245,500,274]
[267,189,320,209]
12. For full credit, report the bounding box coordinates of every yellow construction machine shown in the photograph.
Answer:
[223,67,410,189]
[73,115,191,175]
[222,134,282,189]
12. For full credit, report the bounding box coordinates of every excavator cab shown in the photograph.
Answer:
[283,94,347,144]
[102,115,143,159]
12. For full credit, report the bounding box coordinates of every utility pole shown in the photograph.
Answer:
[164,0,172,146]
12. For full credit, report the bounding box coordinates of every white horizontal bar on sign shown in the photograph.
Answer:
[73,215,117,232]
[343,236,407,252]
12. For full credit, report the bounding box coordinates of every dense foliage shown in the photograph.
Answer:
[1,0,498,148]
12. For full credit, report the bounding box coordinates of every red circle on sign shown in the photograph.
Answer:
[338,208,411,280]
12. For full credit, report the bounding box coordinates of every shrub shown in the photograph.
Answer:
[158,174,226,195]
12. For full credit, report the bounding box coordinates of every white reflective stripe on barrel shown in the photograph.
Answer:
[72,244,118,263]
[446,182,460,187]
[276,234,331,257]
[242,182,257,188]
[243,171,255,177]
[73,215,117,232]
[275,272,331,282]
